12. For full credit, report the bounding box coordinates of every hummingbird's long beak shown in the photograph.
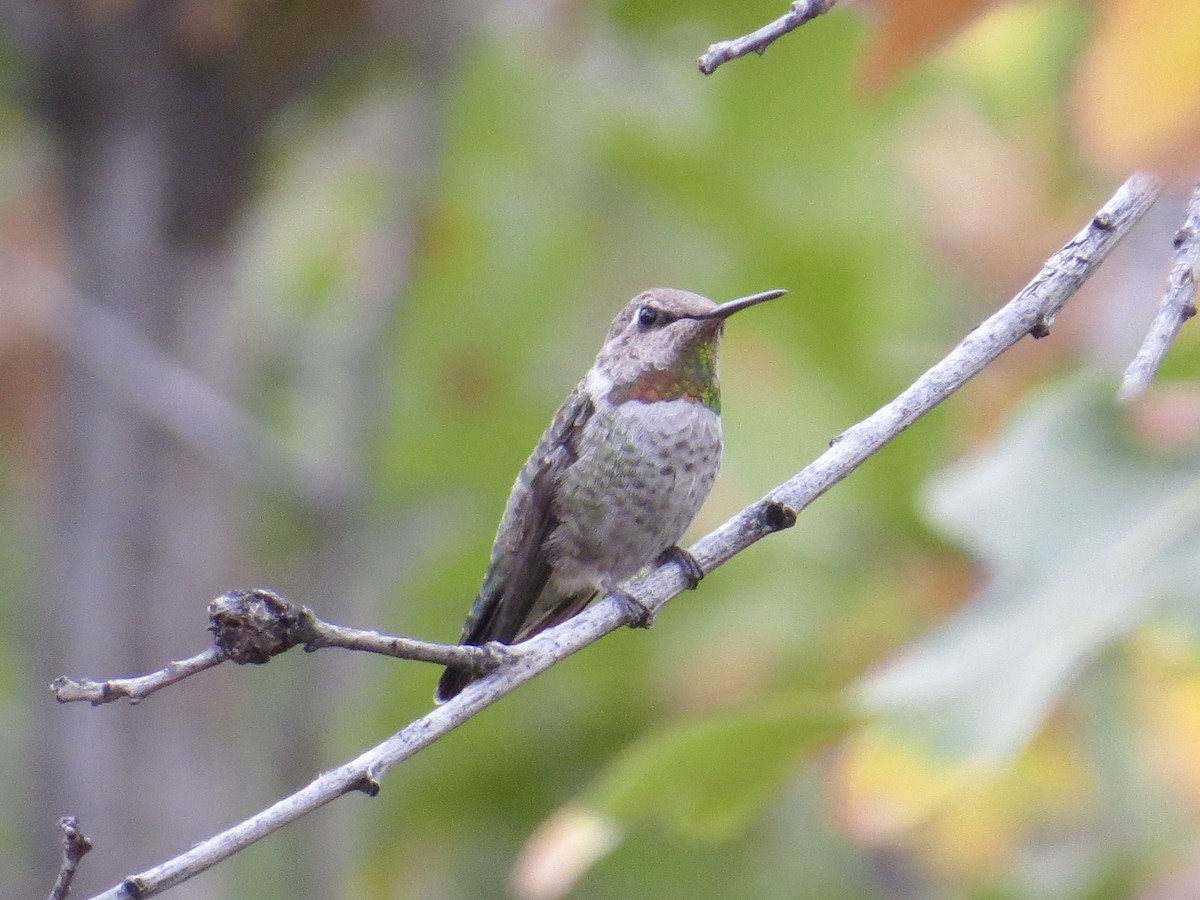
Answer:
[696,288,787,321]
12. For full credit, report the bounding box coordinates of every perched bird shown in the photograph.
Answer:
[435,287,786,701]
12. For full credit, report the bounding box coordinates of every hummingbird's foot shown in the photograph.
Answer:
[658,545,704,590]
[611,586,656,628]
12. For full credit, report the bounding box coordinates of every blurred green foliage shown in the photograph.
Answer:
[586,694,856,840]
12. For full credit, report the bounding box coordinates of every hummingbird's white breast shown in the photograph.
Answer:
[545,395,723,596]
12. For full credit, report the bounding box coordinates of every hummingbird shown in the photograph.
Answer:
[435,287,786,702]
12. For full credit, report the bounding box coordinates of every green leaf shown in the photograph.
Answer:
[857,377,1200,763]
[584,694,855,841]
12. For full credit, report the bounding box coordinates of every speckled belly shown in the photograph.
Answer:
[547,398,722,589]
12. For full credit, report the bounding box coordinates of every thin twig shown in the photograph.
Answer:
[697,0,837,75]
[1118,184,1200,402]
[48,816,93,900]
[51,649,226,706]
[83,172,1161,900]
[51,589,498,706]
[304,618,507,669]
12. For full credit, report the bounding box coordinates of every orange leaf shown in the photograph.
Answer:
[858,0,1001,91]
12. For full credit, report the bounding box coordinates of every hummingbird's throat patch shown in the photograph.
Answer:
[608,368,720,412]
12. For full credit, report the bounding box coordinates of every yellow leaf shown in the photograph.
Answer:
[1074,0,1200,179]
[833,725,1093,880]
[833,729,970,842]
[1134,629,1200,807]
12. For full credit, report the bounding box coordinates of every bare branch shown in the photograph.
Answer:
[204,588,499,669]
[52,589,497,706]
[48,816,93,900]
[698,0,838,75]
[82,172,1161,900]
[1119,184,1200,402]
[0,248,346,505]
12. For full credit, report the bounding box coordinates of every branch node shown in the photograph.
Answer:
[763,500,798,532]
[121,876,148,899]
[1093,212,1116,231]
[481,641,513,672]
[1029,316,1053,339]
[350,774,382,797]
[1179,268,1198,317]
[208,588,314,665]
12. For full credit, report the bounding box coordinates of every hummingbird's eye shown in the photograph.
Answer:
[636,306,669,330]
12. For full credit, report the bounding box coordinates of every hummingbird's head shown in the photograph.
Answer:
[593,287,785,411]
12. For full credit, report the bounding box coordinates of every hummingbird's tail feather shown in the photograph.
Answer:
[433,588,597,703]
[521,589,597,638]
[435,590,501,703]
[434,661,476,703]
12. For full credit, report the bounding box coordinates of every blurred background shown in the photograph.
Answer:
[2,0,1199,897]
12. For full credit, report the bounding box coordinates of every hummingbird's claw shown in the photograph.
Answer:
[611,587,656,628]
[658,545,704,589]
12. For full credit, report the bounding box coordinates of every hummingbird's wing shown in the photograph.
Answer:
[436,384,595,701]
